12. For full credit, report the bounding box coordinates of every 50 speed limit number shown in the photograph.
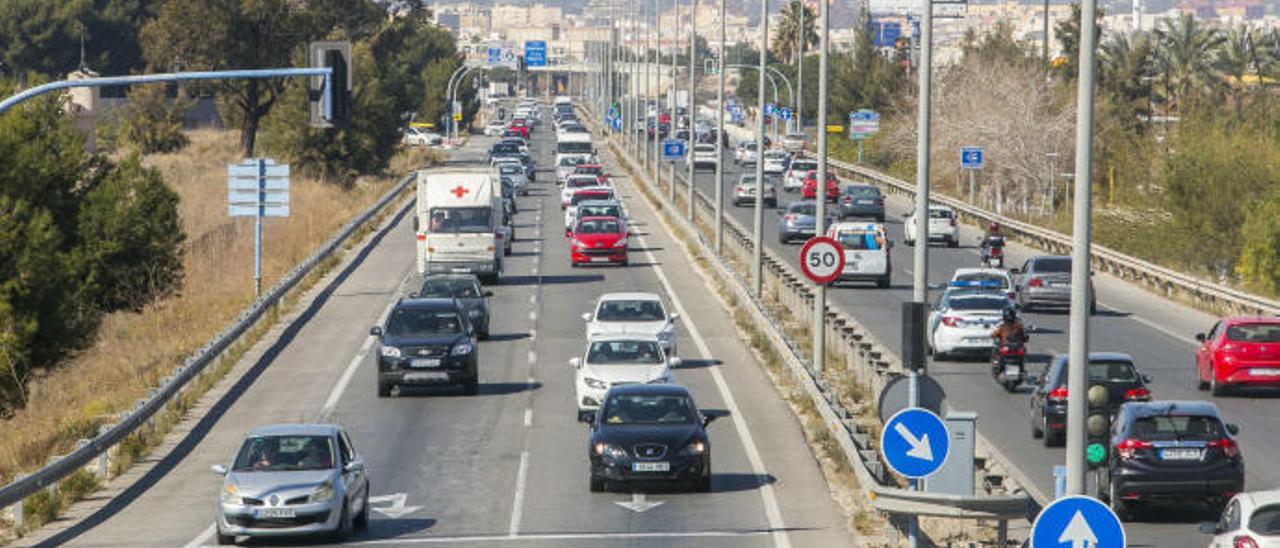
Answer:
[799,236,844,284]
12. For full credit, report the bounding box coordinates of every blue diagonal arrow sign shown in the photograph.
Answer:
[880,408,949,479]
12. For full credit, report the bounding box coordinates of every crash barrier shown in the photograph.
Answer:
[0,171,419,526]
[587,107,1035,543]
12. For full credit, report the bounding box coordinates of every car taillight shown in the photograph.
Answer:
[1047,387,1069,402]
[1124,387,1151,401]
[1028,278,1045,288]
[1115,438,1154,460]
[1234,536,1259,548]
[999,346,1026,356]
[1209,437,1241,458]
[843,196,853,204]
[941,316,960,327]
[784,214,795,223]
[950,218,957,227]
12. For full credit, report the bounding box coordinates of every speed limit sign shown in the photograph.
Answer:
[799,236,845,284]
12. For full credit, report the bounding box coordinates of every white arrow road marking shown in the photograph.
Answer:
[894,422,933,462]
[614,492,665,513]
[369,493,422,519]
[1058,510,1098,548]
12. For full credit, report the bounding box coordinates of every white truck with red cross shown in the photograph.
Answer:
[415,168,505,283]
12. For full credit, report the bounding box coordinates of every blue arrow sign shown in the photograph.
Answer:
[661,139,686,161]
[779,107,792,120]
[525,40,547,67]
[764,103,776,116]
[880,408,949,479]
[1030,496,1125,548]
[961,146,984,170]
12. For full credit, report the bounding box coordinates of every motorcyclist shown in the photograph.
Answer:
[980,222,1006,265]
[991,307,1028,348]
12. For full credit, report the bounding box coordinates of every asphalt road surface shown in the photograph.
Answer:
[22,110,855,547]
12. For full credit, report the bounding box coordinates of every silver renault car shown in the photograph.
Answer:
[211,424,370,545]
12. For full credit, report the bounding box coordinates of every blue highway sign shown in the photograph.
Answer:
[661,139,686,162]
[525,41,547,67]
[880,408,949,479]
[1030,495,1125,548]
[487,47,502,65]
[961,146,984,170]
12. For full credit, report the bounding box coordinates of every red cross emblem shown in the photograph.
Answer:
[450,185,469,198]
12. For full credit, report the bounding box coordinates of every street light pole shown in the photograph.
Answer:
[796,0,804,131]
[654,0,663,193]
[685,0,697,221]
[814,0,830,377]
[752,0,768,297]
[715,0,726,254]
[643,0,651,173]
[908,0,935,542]
[670,0,680,204]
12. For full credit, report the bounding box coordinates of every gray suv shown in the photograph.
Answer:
[1012,255,1096,314]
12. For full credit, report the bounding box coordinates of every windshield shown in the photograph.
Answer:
[587,340,663,364]
[1130,415,1225,441]
[558,141,593,154]
[567,177,598,188]
[791,161,817,172]
[385,308,463,336]
[954,274,1009,289]
[498,165,520,175]
[576,218,621,234]
[559,157,585,167]
[948,297,1009,311]
[788,203,817,216]
[575,166,603,175]
[844,185,880,197]
[836,231,880,251]
[597,299,665,322]
[602,394,696,425]
[740,175,781,187]
[233,435,335,472]
[491,144,519,154]
[765,151,786,159]
[928,209,953,219]
[695,145,716,152]
[1249,505,1280,535]
[579,205,621,218]
[1088,360,1139,382]
[572,192,612,205]
[1225,323,1280,343]
[1035,257,1072,272]
[428,207,492,233]
[418,277,481,299]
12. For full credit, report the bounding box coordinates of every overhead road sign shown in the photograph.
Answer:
[779,107,792,121]
[870,0,969,17]
[880,408,950,479]
[799,236,844,285]
[961,146,984,170]
[524,41,547,67]
[1030,495,1125,548]
[764,103,776,116]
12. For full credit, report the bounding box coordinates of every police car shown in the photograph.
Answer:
[928,281,1015,359]
[949,268,1015,301]
[826,222,890,288]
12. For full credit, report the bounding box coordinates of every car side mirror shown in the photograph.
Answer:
[701,409,730,427]
[569,357,581,369]
[344,460,365,473]
[1227,423,1240,436]
[1195,332,1207,342]
[1199,521,1220,535]
[668,357,683,368]
[369,326,383,337]
[210,464,228,476]
[579,412,596,425]
[581,312,592,322]
[408,292,420,299]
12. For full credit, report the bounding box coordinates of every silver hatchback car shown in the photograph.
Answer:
[212,424,370,545]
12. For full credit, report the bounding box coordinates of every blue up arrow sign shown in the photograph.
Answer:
[1030,495,1125,548]
[880,408,949,479]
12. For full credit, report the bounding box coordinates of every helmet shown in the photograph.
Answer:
[988,221,1000,232]
[1002,307,1017,323]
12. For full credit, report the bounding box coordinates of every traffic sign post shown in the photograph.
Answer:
[524,41,547,68]
[661,139,687,162]
[1030,495,1125,548]
[849,110,881,164]
[880,408,950,479]
[228,158,290,298]
[961,146,984,203]
[798,236,844,285]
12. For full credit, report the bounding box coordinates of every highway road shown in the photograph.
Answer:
[20,108,855,547]
[646,121,1275,547]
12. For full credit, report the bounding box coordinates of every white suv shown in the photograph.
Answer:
[688,144,719,170]
[571,335,678,420]
[904,205,960,247]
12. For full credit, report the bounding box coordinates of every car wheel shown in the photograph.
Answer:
[354,490,370,530]
[1210,366,1228,397]
[330,503,353,542]
[905,239,914,247]
[377,381,392,398]
[1090,301,1097,315]
[589,473,606,493]
[1109,478,1130,521]
[877,276,890,289]
[1031,413,1044,439]
[215,527,235,546]
[696,468,712,493]
[1196,365,1210,391]
[947,238,958,248]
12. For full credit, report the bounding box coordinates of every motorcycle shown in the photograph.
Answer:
[980,236,1006,268]
[990,338,1026,392]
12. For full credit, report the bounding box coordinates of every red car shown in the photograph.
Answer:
[1196,317,1280,394]
[573,164,609,184]
[802,170,840,202]
[504,123,530,139]
[570,216,629,266]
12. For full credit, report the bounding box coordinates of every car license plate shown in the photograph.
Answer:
[255,508,296,519]
[632,461,670,472]
[591,257,611,263]
[1005,365,1021,376]
[410,358,441,368]
[1251,368,1280,376]
[450,268,470,273]
[1160,448,1201,461]
[966,337,992,345]
[404,371,449,382]
[856,199,873,205]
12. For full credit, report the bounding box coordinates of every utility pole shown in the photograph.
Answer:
[797,0,805,130]
[908,0,935,542]
[814,0,831,377]
[1065,0,1100,497]
[686,0,698,221]
[1043,0,1051,69]
[715,0,727,254]
[654,0,663,193]
[752,0,769,297]
[670,0,680,204]
[643,0,651,173]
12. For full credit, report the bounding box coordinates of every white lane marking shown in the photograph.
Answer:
[523,408,533,427]
[531,266,539,275]
[527,350,537,365]
[529,293,537,304]
[343,529,770,545]
[631,220,793,548]
[182,523,214,548]
[507,450,530,536]
[320,289,403,419]
[1125,312,1198,346]
[529,328,537,341]
[528,310,537,322]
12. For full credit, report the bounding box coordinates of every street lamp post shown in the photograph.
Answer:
[685,0,697,221]
[669,0,680,204]
[813,0,830,378]
[654,0,663,193]
[796,0,804,131]
[752,0,768,296]
[715,0,726,254]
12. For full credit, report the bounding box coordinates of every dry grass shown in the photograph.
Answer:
[0,129,426,494]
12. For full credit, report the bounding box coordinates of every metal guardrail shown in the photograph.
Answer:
[590,109,1034,532]
[0,171,419,513]
[822,157,1280,317]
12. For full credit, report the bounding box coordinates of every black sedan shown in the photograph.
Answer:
[415,274,493,339]
[582,384,727,493]
[1029,352,1152,447]
[371,298,478,397]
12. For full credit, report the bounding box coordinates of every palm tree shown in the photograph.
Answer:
[1099,31,1158,123]
[1215,26,1261,108]
[771,1,816,64]
[1153,13,1225,113]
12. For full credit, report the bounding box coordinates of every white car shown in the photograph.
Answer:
[762,150,788,174]
[784,158,818,192]
[1204,490,1280,548]
[928,292,1013,359]
[571,335,678,420]
[484,121,506,136]
[688,143,718,170]
[564,187,616,228]
[734,141,758,165]
[904,205,960,247]
[783,133,807,152]
[556,156,588,184]
[733,173,778,207]
[827,222,890,288]
[582,292,679,355]
[402,127,442,146]
[562,175,606,208]
[949,268,1016,301]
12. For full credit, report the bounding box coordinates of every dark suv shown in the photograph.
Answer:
[371,298,478,397]
[1030,352,1153,447]
[414,275,493,340]
[1099,401,1243,520]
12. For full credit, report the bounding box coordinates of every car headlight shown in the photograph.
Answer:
[678,440,707,456]
[451,342,475,356]
[379,345,401,358]
[583,377,609,390]
[571,239,586,249]
[221,483,241,505]
[468,308,483,317]
[594,442,629,460]
[310,481,335,503]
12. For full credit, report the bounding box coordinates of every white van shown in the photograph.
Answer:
[415,169,505,283]
[827,222,891,288]
[553,96,573,107]
[555,132,596,168]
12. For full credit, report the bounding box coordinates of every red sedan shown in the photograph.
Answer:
[570,216,629,267]
[801,171,839,202]
[1196,317,1280,395]
[505,122,530,139]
